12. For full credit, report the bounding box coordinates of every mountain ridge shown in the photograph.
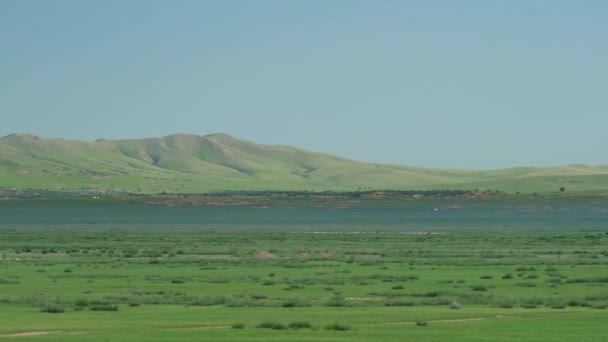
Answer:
[1,133,607,193]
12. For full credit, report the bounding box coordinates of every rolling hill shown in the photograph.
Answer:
[1,133,607,194]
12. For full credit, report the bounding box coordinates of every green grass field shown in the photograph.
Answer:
[1,195,607,340]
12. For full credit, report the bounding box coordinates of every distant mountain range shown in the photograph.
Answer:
[1,133,607,194]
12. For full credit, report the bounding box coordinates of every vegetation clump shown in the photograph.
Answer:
[40,304,64,313]
[325,323,351,331]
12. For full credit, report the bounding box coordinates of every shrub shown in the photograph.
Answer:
[480,275,493,279]
[325,297,349,307]
[416,321,428,326]
[496,301,514,308]
[256,321,286,330]
[282,298,309,307]
[189,296,226,306]
[288,321,313,329]
[325,323,351,331]
[271,323,287,330]
[256,321,276,329]
[74,299,88,307]
[90,304,118,311]
[40,304,64,313]
[232,322,245,329]
[471,285,488,291]
[501,273,513,279]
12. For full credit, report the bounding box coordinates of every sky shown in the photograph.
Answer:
[1,0,607,169]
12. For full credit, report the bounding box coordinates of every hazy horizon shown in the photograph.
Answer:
[1,1,606,169]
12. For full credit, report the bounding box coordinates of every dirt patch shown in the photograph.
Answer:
[357,254,383,259]
[319,252,332,258]
[1,331,66,337]
[296,252,310,258]
[381,315,504,326]
[256,251,278,259]
[201,254,236,259]
[173,325,231,330]
[177,254,236,259]
[345,297,377,301]
[13,252,69,258]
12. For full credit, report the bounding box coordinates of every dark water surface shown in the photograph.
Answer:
[0,198,606,232]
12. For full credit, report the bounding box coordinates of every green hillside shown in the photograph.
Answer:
[1,133,607,194]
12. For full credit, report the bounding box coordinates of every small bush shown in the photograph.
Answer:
[257,321,285,330]
[40,304,64,313]
[392,285,404,290]
[325,323,351,331]
[416,321,428,326]
[74,299,88,307]
[480,275,493,279]
[271,323,286,330]
[232,322,245,329]
[189,296,226,306]
[282,298,309,307]
[496,302,514,308]
[257,321,275,329]
[90,304,118,311]
[288,321,312,329]
[471,285,488,291]
[501,273,513,279]
[325,296,349,307]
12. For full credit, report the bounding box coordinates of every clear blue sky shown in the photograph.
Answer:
[1,0,606,169]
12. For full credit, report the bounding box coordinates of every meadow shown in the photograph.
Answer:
[1,193,607,340]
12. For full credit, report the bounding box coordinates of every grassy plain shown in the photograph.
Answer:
[1,194,607,340]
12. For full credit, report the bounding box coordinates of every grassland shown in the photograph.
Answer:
[1,195,607,340]
[1,231,608,341]
[2,133,607,193]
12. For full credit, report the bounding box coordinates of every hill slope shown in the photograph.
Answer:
[1,133,607,193]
